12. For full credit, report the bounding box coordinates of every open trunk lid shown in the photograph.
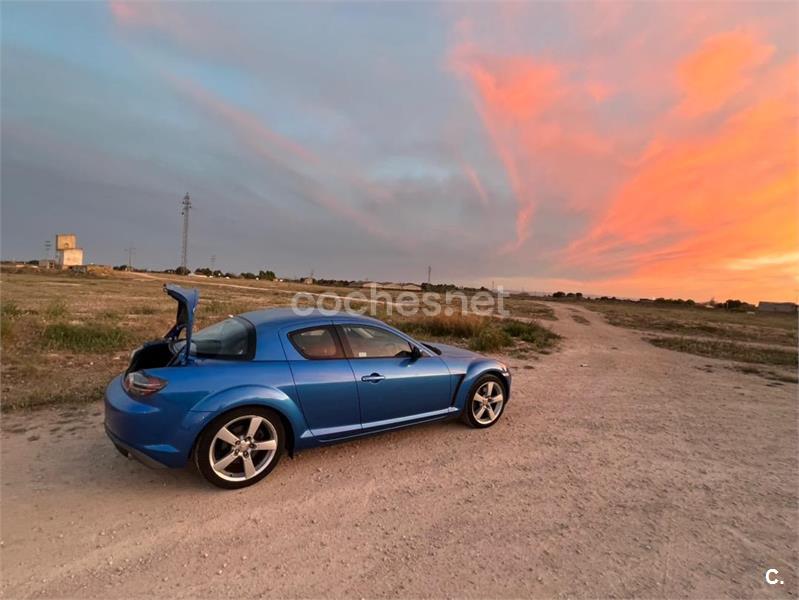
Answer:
[163,284,199,365]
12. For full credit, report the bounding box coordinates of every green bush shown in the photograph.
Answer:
[42,323,131,352]
[44,298,68,319]
[394,314,488,339]
[469,327,512,352]
[1,301,22,318]
[393,313,559,354]
[501,320,560,349]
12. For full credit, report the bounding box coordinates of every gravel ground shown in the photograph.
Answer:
[1,304,796,598]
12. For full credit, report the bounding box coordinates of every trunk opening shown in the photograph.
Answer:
[127,340,177,373]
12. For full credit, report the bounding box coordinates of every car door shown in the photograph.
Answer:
[337,323,452,431]
[280,323,361,441]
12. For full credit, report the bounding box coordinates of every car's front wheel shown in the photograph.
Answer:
[194,407,284,489]
[462,375,506,428]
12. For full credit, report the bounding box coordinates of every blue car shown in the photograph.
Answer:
[105,284,511,488]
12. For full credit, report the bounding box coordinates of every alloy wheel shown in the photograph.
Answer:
[471,380,504,425]
[209,415,279,482]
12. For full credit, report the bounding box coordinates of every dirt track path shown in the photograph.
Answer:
[1,304,796,598]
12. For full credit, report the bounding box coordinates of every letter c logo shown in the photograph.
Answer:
[765,569,782,585]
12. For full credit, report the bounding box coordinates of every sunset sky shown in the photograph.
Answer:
[2,2,797,302]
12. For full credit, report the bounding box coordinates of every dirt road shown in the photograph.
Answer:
[2,304,796,598]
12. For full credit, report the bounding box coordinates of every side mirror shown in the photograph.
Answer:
[410,345,422,360]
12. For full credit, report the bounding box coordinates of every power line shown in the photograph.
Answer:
[125,246,136,270]
[180,193,192,271]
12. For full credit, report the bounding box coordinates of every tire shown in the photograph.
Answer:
[462,374,507,429]
[194,406,285,489]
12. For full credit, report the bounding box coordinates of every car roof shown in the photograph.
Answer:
[237,307,386,329]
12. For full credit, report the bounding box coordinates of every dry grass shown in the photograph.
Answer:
[588,300,797,376]
[729,364,798,384]
[0,270,560,411]
[648,337,797,367]
[503,296,557,321]
[590,302,796,346]
[571,313,590,325]
[44,298,69,319]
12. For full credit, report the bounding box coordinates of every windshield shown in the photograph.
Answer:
[188,317,255,360]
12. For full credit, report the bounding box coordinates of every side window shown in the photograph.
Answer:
[289,327,343,360]
[340,325,413,359]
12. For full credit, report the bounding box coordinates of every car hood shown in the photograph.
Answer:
[163,284,199,364]
[423,341,508,381]
[423,342,480,359]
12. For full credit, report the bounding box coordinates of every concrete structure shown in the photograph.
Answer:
[56,234,77,251]
[55,233,84,268]
[757,301,798,314]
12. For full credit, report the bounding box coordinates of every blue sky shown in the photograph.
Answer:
[2,1,796,301]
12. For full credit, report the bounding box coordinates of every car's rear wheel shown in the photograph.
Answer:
[462,375,506,428]
[194,407,284,489]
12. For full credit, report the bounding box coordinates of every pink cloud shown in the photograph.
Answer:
[464,165,490,208]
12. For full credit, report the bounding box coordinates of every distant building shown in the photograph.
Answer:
[303,277,314,285]
[55,233,84,268]
[757,301,798,314]
[359,281,422,291]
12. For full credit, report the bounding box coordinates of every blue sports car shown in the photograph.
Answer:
[105,284,511,488]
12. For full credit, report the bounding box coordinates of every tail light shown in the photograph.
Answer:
[123,371,168,396]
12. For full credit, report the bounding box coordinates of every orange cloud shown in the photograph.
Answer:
[675,31,775,118]
[451,44,620,252]
[566,48,798,302]
[451,5,796,301]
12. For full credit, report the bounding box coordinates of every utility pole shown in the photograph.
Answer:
[125,246,136,271]
[427,265,432,284]
[44,240,52,260]
[210,255,216,272]
[180,193,192,272]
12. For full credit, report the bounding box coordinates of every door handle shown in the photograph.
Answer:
[361,373,385,383]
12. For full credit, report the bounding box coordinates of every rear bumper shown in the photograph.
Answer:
[105,426,168,469]
[103,374,208,468]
